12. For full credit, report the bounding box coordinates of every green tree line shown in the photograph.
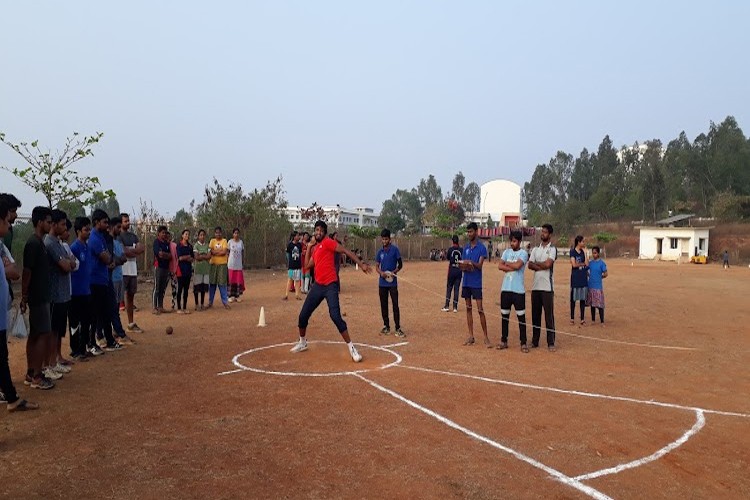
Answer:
[523,116,750,230]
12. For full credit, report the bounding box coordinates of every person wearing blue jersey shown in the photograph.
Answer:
[376,229,404,337]
[69,217,98,358]
[460,223,489,346]
[497,231,529,352]
[586,246,608,325]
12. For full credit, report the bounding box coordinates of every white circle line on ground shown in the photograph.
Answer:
[220,341,403,378]
[573,409,706,481]
[352,373,612,500]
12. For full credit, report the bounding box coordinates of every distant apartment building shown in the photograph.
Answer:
[285,205,380,228]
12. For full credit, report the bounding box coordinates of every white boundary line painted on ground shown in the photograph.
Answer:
[216,341,402,378]
[394,274,698,352]
[352,372,612,500]
[574,410,706,481]
[380,341,409,348]
[399,365,750,418]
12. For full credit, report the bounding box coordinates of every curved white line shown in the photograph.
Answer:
[218,341,403,377]
[399,365,750,418]
[574,410,706,481]
[352,373,612,500]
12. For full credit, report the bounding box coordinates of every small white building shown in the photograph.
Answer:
[638,214,711,261]
[285,205,379,229]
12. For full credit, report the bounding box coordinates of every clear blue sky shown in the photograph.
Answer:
[1,1,748,217]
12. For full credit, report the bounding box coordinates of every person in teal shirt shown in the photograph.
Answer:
[586,246,608,325]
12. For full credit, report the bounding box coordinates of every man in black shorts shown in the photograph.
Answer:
[20,207,55,390]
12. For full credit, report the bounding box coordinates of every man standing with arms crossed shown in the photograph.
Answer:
[497,231,529,352]
[528,224,557,352]
[119,213,144,333]
[460,222,489,347]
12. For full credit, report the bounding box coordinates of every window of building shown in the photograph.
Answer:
[670,238,678,249]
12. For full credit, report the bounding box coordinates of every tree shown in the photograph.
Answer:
[0,131,114,209]
[171,208,194,232]
[92,195,121,218]
[641,140,667,220]
[417,174,443,207]
[451,171,466,201]
[569,148,594,201]
[464,182,481,212]
[379,189,423,235]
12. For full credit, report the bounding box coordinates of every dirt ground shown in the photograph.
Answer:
[1,259,749,499]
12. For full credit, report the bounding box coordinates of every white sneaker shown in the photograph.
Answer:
[53,363,72,374]
[348,343,362,363]
[290,339,308,353]
[235,297,241,303]
[228,297,236,303]
[43,367,63,380]
[441,307,450,312]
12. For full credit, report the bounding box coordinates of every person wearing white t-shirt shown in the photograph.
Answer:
[527,224,558,351]
[497,231,529,352]
[118,214,145,333]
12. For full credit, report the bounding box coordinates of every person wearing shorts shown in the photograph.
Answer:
[460,222,489,347]
[119,213,145,333]
[192,229,210,310]
[21,206,55,390]
[284,231,302,300]
[497,231,529,352]
[44,210,76,380]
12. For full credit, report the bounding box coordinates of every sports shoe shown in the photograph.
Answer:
[380,326,391,335]
[23,374,33,386]
[228,297,236,303]
[394,328,406,338]
[290,338,308,353]
[96,337,107,348]
[118,336,135,346]
[548,345,557,352]
[235,297,242,303]
[31,376,55,390]
[43,367,63,381]
[348,343,362,363]
[441,307,450,312]
[496,342,509,350]
[53,363,72,374]
[89,345,105,356]
[127,323,144,334]
[0,391,6,404]
[453,309,458,313]
[105,343,124,352]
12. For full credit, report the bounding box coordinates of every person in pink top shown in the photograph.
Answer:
[167,231,179,311]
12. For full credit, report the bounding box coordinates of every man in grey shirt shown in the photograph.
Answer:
[118,213,145,333]
[43,210,76,379]
[527,224,558,351]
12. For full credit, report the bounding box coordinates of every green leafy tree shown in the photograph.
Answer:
[417,174,443,207]
[451,171,466,201]
[379,189,423,234]
[0,131,114,209]
[463,181,481,212]
[171,208,195,232]
[92,195,121,218]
